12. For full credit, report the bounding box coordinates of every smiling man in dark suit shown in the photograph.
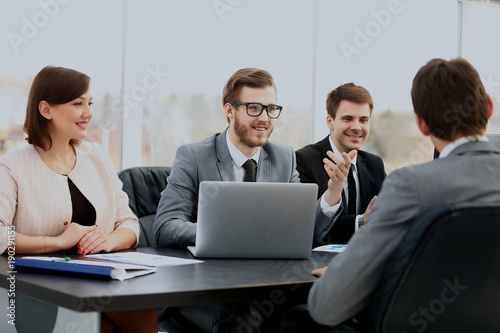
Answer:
[296,83,386,245]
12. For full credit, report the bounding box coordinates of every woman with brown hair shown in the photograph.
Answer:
[0,66,157,333]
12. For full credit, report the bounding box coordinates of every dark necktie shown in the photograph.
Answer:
[242,159,257,182]
[347,165,357,215]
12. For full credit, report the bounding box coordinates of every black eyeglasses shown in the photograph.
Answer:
[231,102,283,119]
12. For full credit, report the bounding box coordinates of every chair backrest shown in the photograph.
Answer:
[118,166,171,247]
[367,202,500,333]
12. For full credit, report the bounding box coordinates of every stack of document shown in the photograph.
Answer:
[15,253,202,281]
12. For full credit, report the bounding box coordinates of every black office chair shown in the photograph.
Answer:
[118,166,171,247]
[365,202,500,333]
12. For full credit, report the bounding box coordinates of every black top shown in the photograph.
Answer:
[67,177,96,226]
[64,176,96,253]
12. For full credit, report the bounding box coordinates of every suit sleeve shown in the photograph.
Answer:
[295,149,314,184]
[154,145,199,248]
[321,213,356,245]
[308,167,422,326]
[290,146,301,183]
[314,201,354,246]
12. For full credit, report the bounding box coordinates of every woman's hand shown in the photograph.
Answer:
[77,226,115,255]
[56,223,93,250]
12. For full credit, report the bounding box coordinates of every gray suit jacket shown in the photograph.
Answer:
[308,140,500,326]
[153,129,303,247]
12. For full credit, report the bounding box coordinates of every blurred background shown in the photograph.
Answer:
[1,0,499,173]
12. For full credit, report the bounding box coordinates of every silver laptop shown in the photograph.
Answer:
[187,181,318,259]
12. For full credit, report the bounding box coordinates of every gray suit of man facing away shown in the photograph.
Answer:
[308,57,500,328]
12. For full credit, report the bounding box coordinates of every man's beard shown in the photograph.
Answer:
[234,115,273,148]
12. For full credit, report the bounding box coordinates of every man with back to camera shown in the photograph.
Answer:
[307,58,500,329]
[296,83,386,245]
[153,68,355,332]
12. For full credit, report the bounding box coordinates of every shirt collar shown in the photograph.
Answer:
[226,130,260,167]
[328,135,358,171]
[439,135,488,158]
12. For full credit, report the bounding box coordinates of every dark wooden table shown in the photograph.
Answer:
[0,247,336,313]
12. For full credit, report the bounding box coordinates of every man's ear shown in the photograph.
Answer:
[38,101,52,120]
[487,94,494,119]
[415,114,431,136]
[326,115,334,131]
[224,102,235,120]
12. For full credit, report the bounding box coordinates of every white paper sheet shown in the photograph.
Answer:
[312,244,347,253]
[86,252,203,267]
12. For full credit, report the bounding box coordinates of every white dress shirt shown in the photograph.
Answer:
[226,130,260,182]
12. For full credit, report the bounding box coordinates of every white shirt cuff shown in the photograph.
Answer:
[320,194,341,218]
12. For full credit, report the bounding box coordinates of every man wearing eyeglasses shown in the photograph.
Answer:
[154,68,298,249]
[154,68,352,333]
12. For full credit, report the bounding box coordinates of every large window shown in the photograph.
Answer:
[1,0,499,172]
[0,0,123,165]
[314,0,461,172]
[459,0,500,133]
[121,0,314,168]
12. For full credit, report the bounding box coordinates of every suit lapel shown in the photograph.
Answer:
[320,136,331,159]
[321,136,333,188]
[215,129,236,181]
[257,148,270,182]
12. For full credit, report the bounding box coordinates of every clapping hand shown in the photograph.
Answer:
[323,150,357,207]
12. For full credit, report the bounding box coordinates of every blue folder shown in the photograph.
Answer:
[14,258,115,279]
